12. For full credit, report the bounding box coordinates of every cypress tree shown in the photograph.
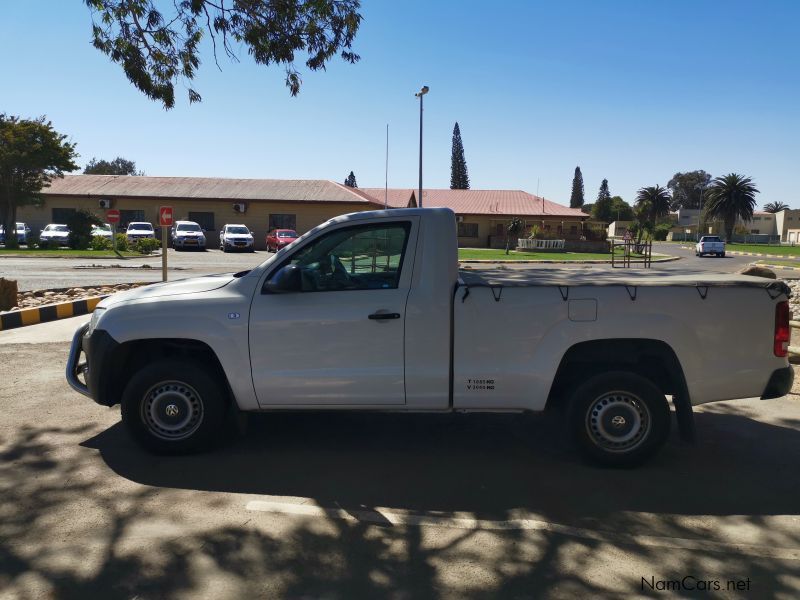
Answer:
[591,179,613,223]
[344,171,357,188]
[450,122,470,189]
[570,166,585,208]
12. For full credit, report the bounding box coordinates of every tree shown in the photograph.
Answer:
[704,173,759,241]
[667,170,712,210]
[344,171,357,188]
[84,156,143,175]
[635,185,671,224]
[66,209,103,250]
[591,179,613,223]
[506,217,524,255]
[610,196,634,221]
[763,201,789,213]
[0,115,78,248]
[85,0,363,109]
[569,166,584,208]
[450,122,470,189]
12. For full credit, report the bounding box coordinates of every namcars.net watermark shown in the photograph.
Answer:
[642,576,751,593]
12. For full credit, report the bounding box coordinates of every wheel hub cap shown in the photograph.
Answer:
[586,392,651,452]
[141,381,204,441]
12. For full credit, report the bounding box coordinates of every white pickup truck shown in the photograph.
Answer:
[67,208,793,466]
[696,235,726,257]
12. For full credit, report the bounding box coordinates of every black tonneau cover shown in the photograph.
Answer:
[458,267,790,298]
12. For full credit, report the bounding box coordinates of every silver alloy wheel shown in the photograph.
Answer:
[140,380,204,441]
[585,391,651,453]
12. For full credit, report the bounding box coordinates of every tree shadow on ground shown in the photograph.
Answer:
[85,408,800,522]
[2,407,800,598]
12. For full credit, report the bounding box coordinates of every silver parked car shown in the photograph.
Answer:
[219,223,255,252]
[39,224,71,246]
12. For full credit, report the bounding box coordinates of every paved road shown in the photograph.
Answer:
[1,326,799,598]
[0,249,271,291]
[2,243,797,292]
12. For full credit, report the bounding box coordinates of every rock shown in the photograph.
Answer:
[44,291,56,297]
[739,265,776,279]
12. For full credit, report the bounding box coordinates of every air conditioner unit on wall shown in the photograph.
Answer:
[233,203,247,213]
[98,198,112,209]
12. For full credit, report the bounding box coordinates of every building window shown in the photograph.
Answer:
[458,222,479,237]
[119,210,145,228]
[570,225,578,234]
[269,213,296,230]
[544,224,551,232]
[557,225,563,234]
[750,229,759,234]
[52,208,76,224]
[188,211,215,231]
[753,216,761,221]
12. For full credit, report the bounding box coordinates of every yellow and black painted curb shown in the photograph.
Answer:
[0,296,108,332]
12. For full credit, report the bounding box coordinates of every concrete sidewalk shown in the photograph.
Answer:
[0,314,87,344]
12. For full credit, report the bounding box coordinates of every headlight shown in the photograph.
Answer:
[87,307,106,337]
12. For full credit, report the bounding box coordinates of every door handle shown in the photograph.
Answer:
[368,312,401,320]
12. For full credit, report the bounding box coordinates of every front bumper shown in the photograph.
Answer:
[66,323,120,405]
[761,366,794,399]
[174,237,206,248]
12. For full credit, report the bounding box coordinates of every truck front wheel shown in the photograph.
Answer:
[121,359,227,454]
[568,371,670,467]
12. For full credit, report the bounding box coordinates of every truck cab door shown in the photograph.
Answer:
[249,217,418,406]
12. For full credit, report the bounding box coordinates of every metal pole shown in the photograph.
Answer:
[418,94,423,208]
[161,225,168,282]
[385,123,389,209]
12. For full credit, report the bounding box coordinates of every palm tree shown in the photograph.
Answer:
[763,201,789,214]
[704,174,759,241]
[635,185,671,224]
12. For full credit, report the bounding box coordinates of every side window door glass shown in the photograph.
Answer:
[283,222,410,292]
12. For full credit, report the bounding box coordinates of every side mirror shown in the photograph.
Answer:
[264,264,302,294]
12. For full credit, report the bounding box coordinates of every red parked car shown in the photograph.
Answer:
[266,228,299,252]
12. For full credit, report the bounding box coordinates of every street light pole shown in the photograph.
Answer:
[415,85,429,208]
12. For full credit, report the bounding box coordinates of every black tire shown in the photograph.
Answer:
[121,359,228,454]
[721,252,726,257]
[568,371,670,467]
[222,245,229,253]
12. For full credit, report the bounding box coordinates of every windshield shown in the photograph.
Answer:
[93,225,111,231]
[701,237,721,242]
[129,223,153,231]
[278,230,298,238]
[16,223,26,231]
[177,223,202,232]
[46,225,69,232]
[227,226,250,234]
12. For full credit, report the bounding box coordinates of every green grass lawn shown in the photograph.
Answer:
[726,244,800,256]
[458,248,616,261]
[0,248,146,258]
[755,259,800,268]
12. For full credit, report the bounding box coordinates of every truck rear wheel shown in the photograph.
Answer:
[568,371,670,467]
[121,359,227,454]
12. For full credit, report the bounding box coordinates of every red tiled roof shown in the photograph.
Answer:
[360,188,415,208]
[362,188,587,218]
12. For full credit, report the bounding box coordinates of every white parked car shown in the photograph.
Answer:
[126,222,155,244]
[0,222,32,245]
[170,220,207,251]
[219,223,255,252]
[68,208,793,466]
[40,224,71,246]
[696,236,726,257]
[91,224,114,240]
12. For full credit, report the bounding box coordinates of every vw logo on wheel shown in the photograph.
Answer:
[165,404,180,417]
[611,415,627,428]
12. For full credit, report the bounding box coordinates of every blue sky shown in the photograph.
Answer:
[2,1,798,207]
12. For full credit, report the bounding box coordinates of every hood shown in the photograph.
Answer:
[99,273,236,308]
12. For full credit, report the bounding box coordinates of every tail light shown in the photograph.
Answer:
[774,300,790,357]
